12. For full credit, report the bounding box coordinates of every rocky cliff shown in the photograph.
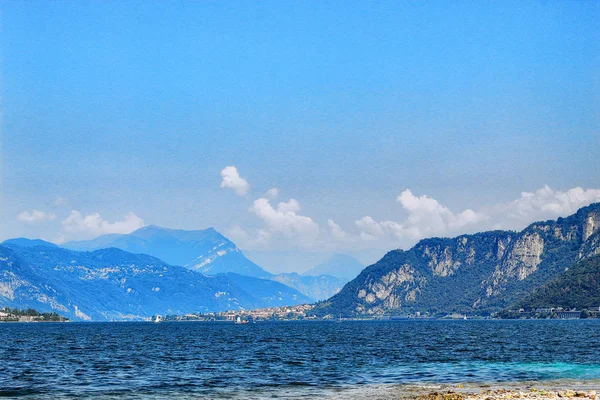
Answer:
[318,203,600,316]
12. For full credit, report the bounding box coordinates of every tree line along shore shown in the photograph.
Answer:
[0,307,69,322]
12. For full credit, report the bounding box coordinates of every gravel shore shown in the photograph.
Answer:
[318,383,600,400]
[416,387,598,400]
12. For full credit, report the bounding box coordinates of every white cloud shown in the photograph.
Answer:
[52,197,70,208]
[226,183,600,252]
[350,185,600,248]
[355,216,386,238]
[62,211,145,238]
[17,210,56,224]
[501,185,600,226]
[395,189,487,237]
[248,197,320,248]
[327,219,347,241]
[17,210,56,223]
[353,189,488,243]
[220,166,250,196]
[265,188,279,199]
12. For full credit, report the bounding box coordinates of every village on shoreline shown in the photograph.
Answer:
[3,304,600,323]
[156,304,600,323]
[0,307,69,323]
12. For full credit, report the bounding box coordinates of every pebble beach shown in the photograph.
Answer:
[316,383,600,400]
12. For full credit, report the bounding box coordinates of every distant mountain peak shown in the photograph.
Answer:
[302,254,364,282]
[129,225,228,243]
[61,225,271,278]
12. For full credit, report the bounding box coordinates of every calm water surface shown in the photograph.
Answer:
[1,320,599,399]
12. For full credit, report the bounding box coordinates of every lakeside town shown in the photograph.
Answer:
[157,304,600,323]
[497,306,600,319]
[3,304,600,324]
[0,307,70,323]
[159,303,318,323]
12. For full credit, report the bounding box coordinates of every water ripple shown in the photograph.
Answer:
[0,320,599,398]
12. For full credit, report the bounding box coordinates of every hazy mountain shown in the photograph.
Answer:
[63,225,271,278]
[303,254,365,281]
[243,249,384,275]
[242,250,333,274]
[1,238,58,248]
[270,273,346,301]
[219,273,312,304]
[0,243,308,321]
[317,203,600,317]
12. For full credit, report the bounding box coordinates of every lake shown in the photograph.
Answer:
[1,320,599,399]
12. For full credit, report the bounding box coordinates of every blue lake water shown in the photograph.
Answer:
[1,320,599,399]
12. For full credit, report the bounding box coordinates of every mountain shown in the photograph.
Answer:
[0,243,308,321]
[316,203,600,317]
[63,225,271,278]
[511,254,600,311]
[1,238,58,248]
[219,273,312,304]
[303,254,365,281]
[270,273,346,301]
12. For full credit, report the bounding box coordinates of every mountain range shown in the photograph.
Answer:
[0,226,350,319]
[3,203,599,320]
[62,226,347,300]
[0,241,311,321]
[317,203,600,317]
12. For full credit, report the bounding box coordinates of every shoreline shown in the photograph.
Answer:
[2,381,599,399]
[317,382,600,400]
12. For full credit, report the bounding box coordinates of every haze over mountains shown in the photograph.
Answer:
[270,273,346,301]
[303,254,365,281]
[243,249,381,275]
[62,225,349,301]
[2,204,599,320]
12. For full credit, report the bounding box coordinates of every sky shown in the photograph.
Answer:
[2,1,599,263]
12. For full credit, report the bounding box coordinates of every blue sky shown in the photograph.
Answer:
[2,1,599,257]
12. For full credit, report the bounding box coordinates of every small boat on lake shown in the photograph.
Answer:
[235,316,249,324]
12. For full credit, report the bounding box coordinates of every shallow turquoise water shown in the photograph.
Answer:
[1,320,599,398]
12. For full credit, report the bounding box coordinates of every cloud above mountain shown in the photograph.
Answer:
[220,166,250,196]
[228,196,320,250]
[13,171,600,252]
[222,167,600,251]
[351,189,488,242]
[346,186,600,248]
[250,198,320,245]
[61,211,145,240]
[17,210,56,223]
[500,185,600,226]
